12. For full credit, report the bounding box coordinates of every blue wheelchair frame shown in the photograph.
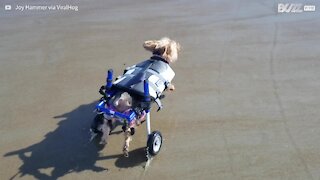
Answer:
[95,69,153,135]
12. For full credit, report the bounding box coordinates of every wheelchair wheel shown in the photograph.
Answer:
[147,131,163,156]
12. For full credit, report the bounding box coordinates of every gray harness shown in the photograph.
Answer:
[113,57,175,110]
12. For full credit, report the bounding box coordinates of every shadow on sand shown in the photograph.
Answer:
[4,101,147,180]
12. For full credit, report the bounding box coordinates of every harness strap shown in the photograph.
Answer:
[154,98,163,111]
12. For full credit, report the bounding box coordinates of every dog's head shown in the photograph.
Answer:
[143,37,181,64]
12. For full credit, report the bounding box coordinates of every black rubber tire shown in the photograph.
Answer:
[147,131,163,156]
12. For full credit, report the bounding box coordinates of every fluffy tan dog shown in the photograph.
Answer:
[117,37,181,157]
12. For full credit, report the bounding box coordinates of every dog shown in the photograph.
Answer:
[91,37,181,157]
[121,37,181,157]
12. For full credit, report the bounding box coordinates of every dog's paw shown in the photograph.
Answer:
[123,150,129,157]
[99,140,107,145]
[168,84,175,91]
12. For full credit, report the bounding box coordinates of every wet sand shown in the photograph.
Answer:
[1,0,320,179]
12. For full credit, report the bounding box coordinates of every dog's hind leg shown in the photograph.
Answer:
[90,114,103,142]
[123,128,132,157]
[99,120,111,145]
[107,119,115,134]
[89,129,98,142]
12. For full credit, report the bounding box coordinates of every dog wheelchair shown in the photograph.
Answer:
[92,69,165,159]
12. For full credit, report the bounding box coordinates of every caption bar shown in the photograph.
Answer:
[4,4,79,12]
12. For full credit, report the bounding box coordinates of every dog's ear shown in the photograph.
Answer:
[176,42,181,52]
[143,40,158,52]
[165,45,171,57]
[165,41,179,63]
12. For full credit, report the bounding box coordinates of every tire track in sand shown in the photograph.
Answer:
[269,23,313,180]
